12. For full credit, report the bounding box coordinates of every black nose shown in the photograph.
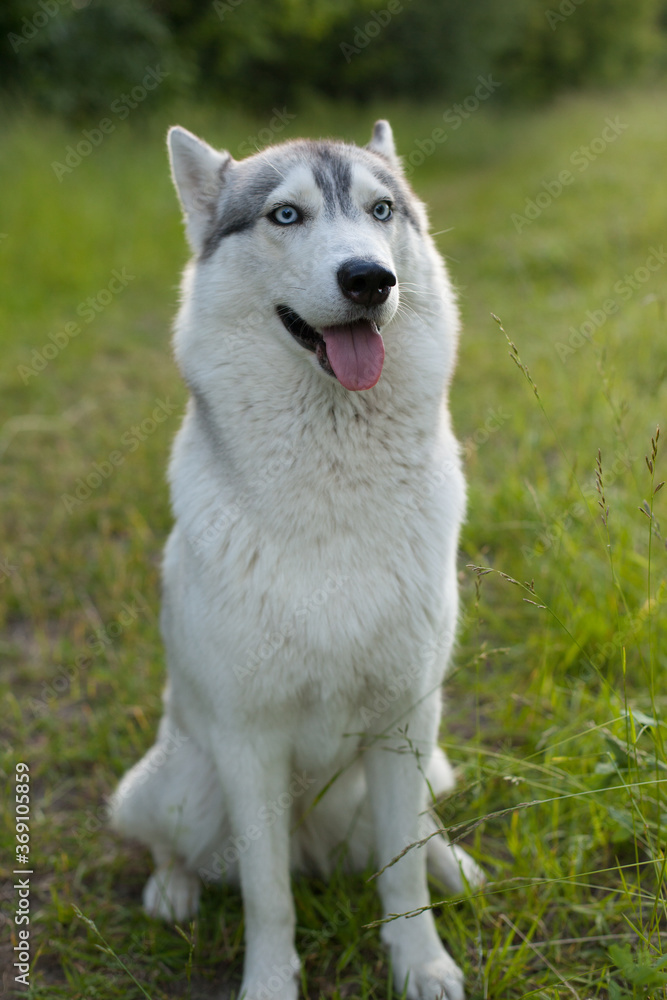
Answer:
[337,258,396,308]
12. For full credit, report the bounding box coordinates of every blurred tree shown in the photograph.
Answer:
[493,0,664,101]
[0,0,664,119]
[0,0,184,118]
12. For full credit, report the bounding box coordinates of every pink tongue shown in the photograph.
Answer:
[321,321,385,391]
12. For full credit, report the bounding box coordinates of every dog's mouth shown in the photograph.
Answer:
[276,305,385,391]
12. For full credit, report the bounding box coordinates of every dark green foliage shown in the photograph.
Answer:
[0,0,664,119]
[609,944,667,998]
[0,0,185,118]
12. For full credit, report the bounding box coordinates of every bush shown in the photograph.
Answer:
[0,0,664,118]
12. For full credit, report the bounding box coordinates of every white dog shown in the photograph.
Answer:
[110,120,483,1000]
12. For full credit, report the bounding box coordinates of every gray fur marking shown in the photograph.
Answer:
[201,161,285,260]
[311,146,354,218]
[200,139,421,261]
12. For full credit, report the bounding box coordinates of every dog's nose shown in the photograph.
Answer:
[337,259,397,308]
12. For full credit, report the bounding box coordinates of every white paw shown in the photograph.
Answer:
[399,954,465,1000]
[142,866,200,922]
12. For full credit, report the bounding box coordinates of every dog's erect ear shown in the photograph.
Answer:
[367,120,399,167]
[167,126,233,253]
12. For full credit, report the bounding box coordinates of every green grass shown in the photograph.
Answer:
[1,86,666,998]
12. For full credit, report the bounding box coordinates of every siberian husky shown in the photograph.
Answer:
[111,120,483,1000]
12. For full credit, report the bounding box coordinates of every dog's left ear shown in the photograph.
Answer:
[168,126,234,253]
[367,120,399,166]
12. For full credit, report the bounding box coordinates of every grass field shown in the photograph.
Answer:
[1,85,666,999]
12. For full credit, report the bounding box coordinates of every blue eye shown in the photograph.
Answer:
[271,205,301,225]
[372,201,393,221]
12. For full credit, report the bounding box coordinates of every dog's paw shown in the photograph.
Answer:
[399,954,465,1000]
[142,866,200,923]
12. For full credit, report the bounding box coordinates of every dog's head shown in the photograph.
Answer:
[168,122,431,393]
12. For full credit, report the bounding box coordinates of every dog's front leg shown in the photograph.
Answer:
[213,738,299,1000]
[364,738,465,1000]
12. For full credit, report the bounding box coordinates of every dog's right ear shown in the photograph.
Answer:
[167,126,233,253]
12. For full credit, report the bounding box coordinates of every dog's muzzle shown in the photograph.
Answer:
[276,305,386,392]
[276,259,395,392]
